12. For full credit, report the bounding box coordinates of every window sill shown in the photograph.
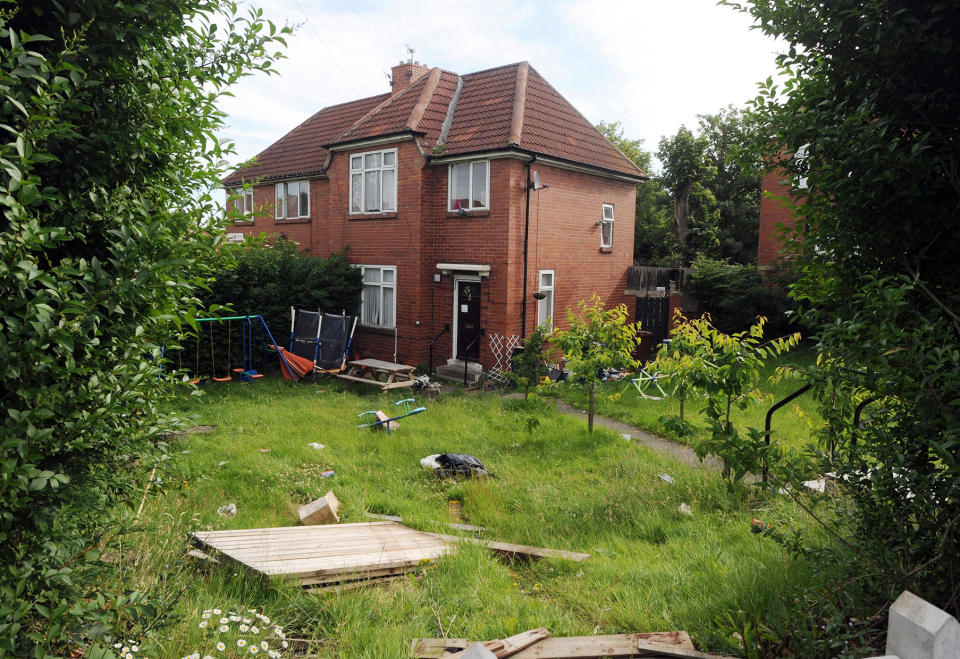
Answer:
[232,219,254,226]
[600,247,614,253]
[275,217,310,224]
[349,212,397,220]
[446,210,490,218]
[357,325,396,336]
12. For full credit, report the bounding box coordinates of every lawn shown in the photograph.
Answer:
[109,378,817,658]
[550,347,823,455]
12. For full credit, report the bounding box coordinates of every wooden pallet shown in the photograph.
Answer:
[191,521,455,587]
[411,631,696,658]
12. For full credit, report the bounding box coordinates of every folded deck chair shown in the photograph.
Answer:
[289,307,358,376]
[629,368,671,400]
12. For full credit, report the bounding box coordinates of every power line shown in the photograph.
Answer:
[292,0,360,97]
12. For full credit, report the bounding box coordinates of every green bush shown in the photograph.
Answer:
[200,238,362,346]
[687,256,793,335]
[0,3,286,653]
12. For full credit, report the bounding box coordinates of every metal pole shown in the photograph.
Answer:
[763,383,812,482]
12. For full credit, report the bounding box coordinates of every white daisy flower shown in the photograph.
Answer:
[248,608,256,614]
[216,642,226,651]
[242,617,252,624]
[202,612,211,619]
[281,641,288,649]
[114,643,123,649]
[213,608,222,614]
[249,647,258,655]
[132,647,139,653]
[220,617,230,624]
[237,639,247,648]
[198,621,208,629]
[251,626,259,634]
[126,654,133,659]
[229,615,240,622]
[219,624,229,633]
[260,641,268,650]
[239,624,249,632]
[203,656,213,659]
[261,616,270,624]
[269,652,280,659]
[121,648,129,653]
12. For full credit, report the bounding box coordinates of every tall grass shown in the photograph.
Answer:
[105,380,816,657]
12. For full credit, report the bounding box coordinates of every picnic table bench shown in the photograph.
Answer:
[336,358,417,391]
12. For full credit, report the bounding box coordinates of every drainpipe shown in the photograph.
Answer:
[521,156,536,340]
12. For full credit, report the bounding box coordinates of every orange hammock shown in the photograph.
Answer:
[275,346,315,382]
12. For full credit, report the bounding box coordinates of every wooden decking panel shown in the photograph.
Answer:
[192,521,454,584]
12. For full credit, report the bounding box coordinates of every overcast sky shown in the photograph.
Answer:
[220,0,787,175]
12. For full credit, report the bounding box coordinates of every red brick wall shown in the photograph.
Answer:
[758,168,800,270]
[227,150,636,371]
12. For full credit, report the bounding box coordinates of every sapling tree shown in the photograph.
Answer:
[548,298,640,433]
[650,310,715,434]
[508,324,550,400]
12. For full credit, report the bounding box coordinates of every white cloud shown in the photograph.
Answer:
[218,0,788,171]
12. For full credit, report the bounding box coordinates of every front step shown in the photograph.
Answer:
[435,360,482,385]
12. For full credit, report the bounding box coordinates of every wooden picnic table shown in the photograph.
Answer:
[335,358,417,391]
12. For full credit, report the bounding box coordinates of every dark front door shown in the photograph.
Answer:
[456,280,481,361]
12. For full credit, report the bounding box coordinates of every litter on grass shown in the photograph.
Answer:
[217,503,237,517]
[321,470,335,478]
[307,442,325,450]
[620,433,631,441]
[659,473,675,485]
[678,503,693,516]
[424,453,494,478]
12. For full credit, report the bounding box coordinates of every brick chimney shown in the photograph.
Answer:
[391,60,429,94]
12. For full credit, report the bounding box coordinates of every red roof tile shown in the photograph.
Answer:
[224,61,645,185]
[223,93,388,186]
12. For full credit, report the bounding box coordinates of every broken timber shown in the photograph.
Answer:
[191,521,454,587]
[426,533,590,562]
[411,632,694,659]
[633,640,739,659]
[446,628,550,658]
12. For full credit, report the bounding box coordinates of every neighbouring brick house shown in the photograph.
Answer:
[757,149,806,279]
[223,60,646,379]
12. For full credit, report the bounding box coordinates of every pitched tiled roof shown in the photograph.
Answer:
[222,93,389,186]
[224,62,646,185]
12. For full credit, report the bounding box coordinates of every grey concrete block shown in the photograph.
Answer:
[886,590,960,659]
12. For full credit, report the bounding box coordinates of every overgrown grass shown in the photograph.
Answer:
[551,347,822,454]
[106,379,818,657]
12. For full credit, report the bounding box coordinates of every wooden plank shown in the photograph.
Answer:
[633,640,737,659]
[411,633,694,659]
[303,574,403,593]
[446,628,550,658]
[364,512,488,533]
[349,358,415,372]
[427,533,590,562]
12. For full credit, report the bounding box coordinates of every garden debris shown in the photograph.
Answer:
[217,503,237,517]
[678,503,693,516]
[259,447,271,453]
[447,628,550,658]
[411,630,695,658]
[186,548,220,565]
[191,521,455,587]
[750,519,769,533]
[803,478,827,492]
[634,639,740,658]
[432,453,494,478]
[458,643,497,659]
[621,433,632,441]
[420,454,442,471]
[658,473,675,485]
[299,490,340,525]
[307,442,325,450]
[321,470,335,478]
[425,533,590,562]
[167,424,217,439]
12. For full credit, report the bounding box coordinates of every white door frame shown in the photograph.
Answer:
[451,274,481,361]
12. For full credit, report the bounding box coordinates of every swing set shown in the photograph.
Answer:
[175,315,291,385]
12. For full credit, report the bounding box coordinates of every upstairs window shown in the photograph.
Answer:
[600,203,614,249]
[449,160,489,211]
[357,265,396,328]
[350,149,396,213]
[275,180,310,219]
[230,187,254,221]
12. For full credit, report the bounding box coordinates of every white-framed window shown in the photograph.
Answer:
[600,203,614,249]
[448,160,489,211]
[357,265,396,328]
[350,149,397,213]
[230,187,254,221]
[537,269,555,330]
[274,180,310,219]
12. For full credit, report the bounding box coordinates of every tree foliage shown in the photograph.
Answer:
[728,0,960,632]
[0,2,286,652]
[548,298,640,433]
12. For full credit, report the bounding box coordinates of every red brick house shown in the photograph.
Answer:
[223,60,646,378]
[758,148,807,279]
